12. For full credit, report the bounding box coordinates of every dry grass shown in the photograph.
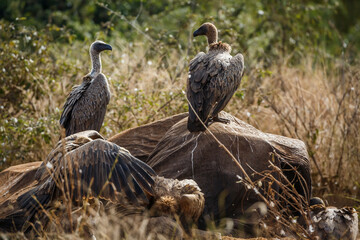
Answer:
[229,60,360,199]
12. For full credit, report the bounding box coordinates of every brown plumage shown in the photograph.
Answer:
[309,197,358,240]
[60,41,112,137]
[149,176,205,229]
[187,22,244,132]
[0,130,156,233]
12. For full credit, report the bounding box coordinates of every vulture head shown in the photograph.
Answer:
[148,177,205,230]
[88,40,112,78]
[193,22,218,45]
[90,40,112,54]
[310,197,325,206]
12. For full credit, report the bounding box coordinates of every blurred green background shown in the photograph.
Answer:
[1,0,359,63]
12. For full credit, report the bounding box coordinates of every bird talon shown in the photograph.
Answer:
[212,116,230,124]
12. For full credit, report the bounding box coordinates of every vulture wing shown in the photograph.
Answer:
[4,132,155,232]
[57,139,156,203]
[210,53,244,117]
[35,130,105,181]
[187,51,244,132]
[59,76,92,136]
[187,52,208,131]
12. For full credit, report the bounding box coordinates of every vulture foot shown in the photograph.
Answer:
[211,116,230,125]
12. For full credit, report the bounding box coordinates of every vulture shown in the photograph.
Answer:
[60,41,112,137]
[187,22,244,132]
[148,176,204,232]
[0,130,156,233]
[309,197,358,240]
[0,131,205,237]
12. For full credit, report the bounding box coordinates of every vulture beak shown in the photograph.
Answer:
[193,25,207,37]
[98,43,112,52]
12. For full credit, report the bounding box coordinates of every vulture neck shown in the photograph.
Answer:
[89,51,102,78]
[206,25,218,45]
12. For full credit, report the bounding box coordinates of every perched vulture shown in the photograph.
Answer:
[309,197,358,240]
[60,41,112,137]
[0,130,156,233]
[187,22,244,132]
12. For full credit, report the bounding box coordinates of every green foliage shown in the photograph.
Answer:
[0,20,76,115]
[1,0,359,62]
[0,112,60,170]
[107,82,187,132]
[0,21,48,114]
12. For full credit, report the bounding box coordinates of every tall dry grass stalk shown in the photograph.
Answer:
[230,59,360,199]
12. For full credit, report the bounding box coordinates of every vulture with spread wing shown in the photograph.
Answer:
[60,41,112,137]
[0,130,156,233]
[187,22,244,132]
